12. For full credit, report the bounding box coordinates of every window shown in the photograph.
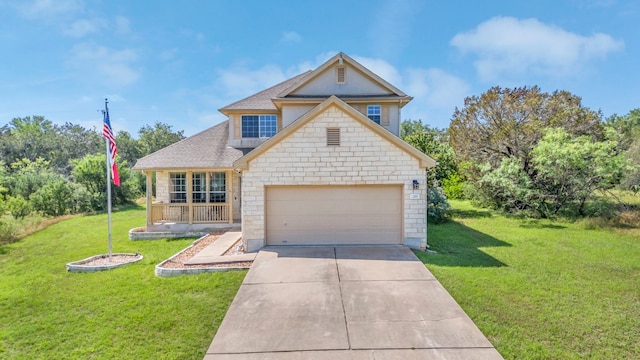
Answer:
[336,66,346,84]
[209,172,226,203]
[242,115,277,138]
[192,172,206,203]
[170,173,186,203]
[327,128,340,146]
[367,105,381,124]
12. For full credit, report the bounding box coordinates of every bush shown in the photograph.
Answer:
[30,178,76,217]
[6,195,31,219]
[442,173,465,200]
[428,186,451,223]
[0,217,17,243]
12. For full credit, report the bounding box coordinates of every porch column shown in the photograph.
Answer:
[228,170,233,224]
[145,171,152,228]
[187,171,193,224]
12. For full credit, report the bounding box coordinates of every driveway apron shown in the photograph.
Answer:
[204,245,503,359]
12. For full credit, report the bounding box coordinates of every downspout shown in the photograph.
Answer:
[425,168,429,250]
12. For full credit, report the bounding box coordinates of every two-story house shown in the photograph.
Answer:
[133,52,435,252]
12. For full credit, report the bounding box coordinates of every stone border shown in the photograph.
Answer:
[128,227,205,240]
[155,234,250,277]
[67,253,143,273]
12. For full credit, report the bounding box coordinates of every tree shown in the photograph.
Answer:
[53,122,103,174]
[3,116,58,165]
[448,86,617,215]
[401,120,458,186]
[449,86,603,181]
[71,153,137,211]
[531,128,627,216]
[115,130,142,167]
[3,158,59,200]
[137,122,185,156]
[607,109,640,192]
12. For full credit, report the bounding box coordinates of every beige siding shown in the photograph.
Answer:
[241,105,427,252]
[282,104,315,128]
[291,64,392,96]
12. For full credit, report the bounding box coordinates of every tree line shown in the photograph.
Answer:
[2,85,638,233]
[0,116,185,227]
[403,86,639,220]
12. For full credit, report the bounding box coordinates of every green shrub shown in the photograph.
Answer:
[442,173,465,200]
[6,195,31,219]
[0,217,17,243]
[428,186,451,223]
[30,178,75,217]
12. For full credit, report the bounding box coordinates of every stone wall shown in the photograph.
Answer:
[241,105,427,252]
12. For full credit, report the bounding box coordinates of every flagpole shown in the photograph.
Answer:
[104,98,113,262]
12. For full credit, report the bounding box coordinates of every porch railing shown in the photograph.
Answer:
[150,203,229,223]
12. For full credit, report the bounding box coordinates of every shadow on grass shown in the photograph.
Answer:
[416,220,510,267]
[448,208,493,219]
[518,220,566,229]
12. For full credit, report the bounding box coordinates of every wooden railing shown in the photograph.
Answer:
[150,203,229,224]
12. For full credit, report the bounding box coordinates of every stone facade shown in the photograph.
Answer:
[241,105,427,252]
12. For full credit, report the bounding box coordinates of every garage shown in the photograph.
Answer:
[265,185,402,245]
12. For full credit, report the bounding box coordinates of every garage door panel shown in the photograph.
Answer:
[266,186,402,245]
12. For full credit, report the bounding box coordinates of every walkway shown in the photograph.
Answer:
[204,245,503,359]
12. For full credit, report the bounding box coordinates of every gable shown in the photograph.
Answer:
[288,62,392,97]
[277,53,409,100]
[234,96,435,170]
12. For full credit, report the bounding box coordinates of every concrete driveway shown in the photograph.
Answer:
[204,246,503,359]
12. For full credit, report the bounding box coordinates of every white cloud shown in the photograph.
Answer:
[352,56,402,88]
[114,16,130,34]
[280,31,302,43]
[68,43,140,87]
[451,16,624,80]
[62,18,106,37]
[15,0,82,19]
[405,68,470,109]
[216,64,287,99]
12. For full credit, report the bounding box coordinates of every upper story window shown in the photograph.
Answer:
[367,105,381,124]
[242,115,277,138]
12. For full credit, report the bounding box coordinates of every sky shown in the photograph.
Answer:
[0,0,638,137]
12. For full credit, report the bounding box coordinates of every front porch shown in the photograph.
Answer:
[142,169,241,232]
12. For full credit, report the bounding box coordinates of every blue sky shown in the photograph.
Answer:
[0,0,637,136]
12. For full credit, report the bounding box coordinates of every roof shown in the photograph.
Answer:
[218,71,312,113]
[133,121,248,170]
[234,96,436,170]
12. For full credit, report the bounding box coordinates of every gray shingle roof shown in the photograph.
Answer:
[219,71,312,112]
[132,121,248,170]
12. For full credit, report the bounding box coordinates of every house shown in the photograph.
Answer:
[133,52,435,252]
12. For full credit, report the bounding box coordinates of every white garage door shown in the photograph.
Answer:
[266,185,402,245]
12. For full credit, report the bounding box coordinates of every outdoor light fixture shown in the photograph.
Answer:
[412,179,420,190]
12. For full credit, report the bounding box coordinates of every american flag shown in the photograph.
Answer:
[103,102,120,186]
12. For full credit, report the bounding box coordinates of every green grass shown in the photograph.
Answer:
[418,200,640,359]
[0,205,246,360]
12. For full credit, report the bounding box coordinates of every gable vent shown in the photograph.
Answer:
[327,128,340,146]
[336,66,346,84]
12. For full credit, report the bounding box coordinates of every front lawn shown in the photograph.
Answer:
[418,200,640,359]
[0,206,246,359]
